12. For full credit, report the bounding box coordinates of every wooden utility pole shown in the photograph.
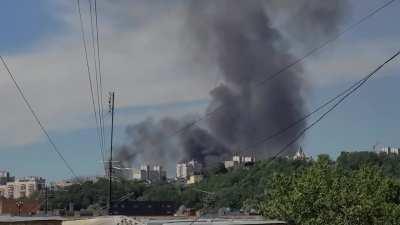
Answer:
[108,92,115,215]
[45,186,48,215]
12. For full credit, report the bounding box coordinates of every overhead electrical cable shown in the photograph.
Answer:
[88,0,106,164]
[94,0,107,156]
[0,56,78,179]
[76,0,105,171]
[267,50,400,161]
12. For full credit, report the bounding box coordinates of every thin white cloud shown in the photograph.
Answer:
[304,38,400,87]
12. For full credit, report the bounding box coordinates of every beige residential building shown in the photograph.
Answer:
[187,175,204,184]
[176,160,202,179]
[0,177,45,199]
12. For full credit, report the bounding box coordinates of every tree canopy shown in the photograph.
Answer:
[260,156,400,225]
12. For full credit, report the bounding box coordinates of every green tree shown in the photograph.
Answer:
[260,158,400,225]
[337,151,380,171]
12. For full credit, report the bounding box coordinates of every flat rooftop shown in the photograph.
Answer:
[0,216,64,222]
[61,216,286,225]
[144,218,286,225]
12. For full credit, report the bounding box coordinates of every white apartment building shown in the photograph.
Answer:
[224,153,256,169]
[176,160,203,179]
[0,177,45,199]
[379,147,400,155]
[132,165,167,183]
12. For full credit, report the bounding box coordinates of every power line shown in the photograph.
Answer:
[88,0,106,164]
[163,0,399,139]
[76,0,105,171]
[94,0,107,158]
[0,56,78,179]
[88,0,103,150]
[253,0,398,87]
[267,50,400,161]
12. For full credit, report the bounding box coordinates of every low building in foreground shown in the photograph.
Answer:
[111,200,178,216]
[155,219,286,225]
[0,216,63,225]
[0,197,40,216]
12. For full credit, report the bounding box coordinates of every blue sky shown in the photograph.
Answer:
[0,0,399,181]
[0,1,62,53]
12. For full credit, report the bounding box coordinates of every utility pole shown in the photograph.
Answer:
[45,186,48,216]
[16,200,23,216]
[108,92,115,215]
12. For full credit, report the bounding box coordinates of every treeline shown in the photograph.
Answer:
[47,151,400,224]
[48,158,311,211]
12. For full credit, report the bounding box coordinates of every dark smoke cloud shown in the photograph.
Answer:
[115,118,182,172]
[115,0,349,174]
[115,116,229,171]
[180,126,230,166]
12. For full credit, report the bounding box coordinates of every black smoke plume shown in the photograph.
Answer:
[115,0,349,173]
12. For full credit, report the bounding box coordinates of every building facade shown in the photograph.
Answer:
[379,147,400,154]
[0,177,45,199]
[187,175,204,184]
[224,153,255,169]
[176,160,202,179]
[0,197,40,216]
[132,165,167,183]
[49,180,73,191]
